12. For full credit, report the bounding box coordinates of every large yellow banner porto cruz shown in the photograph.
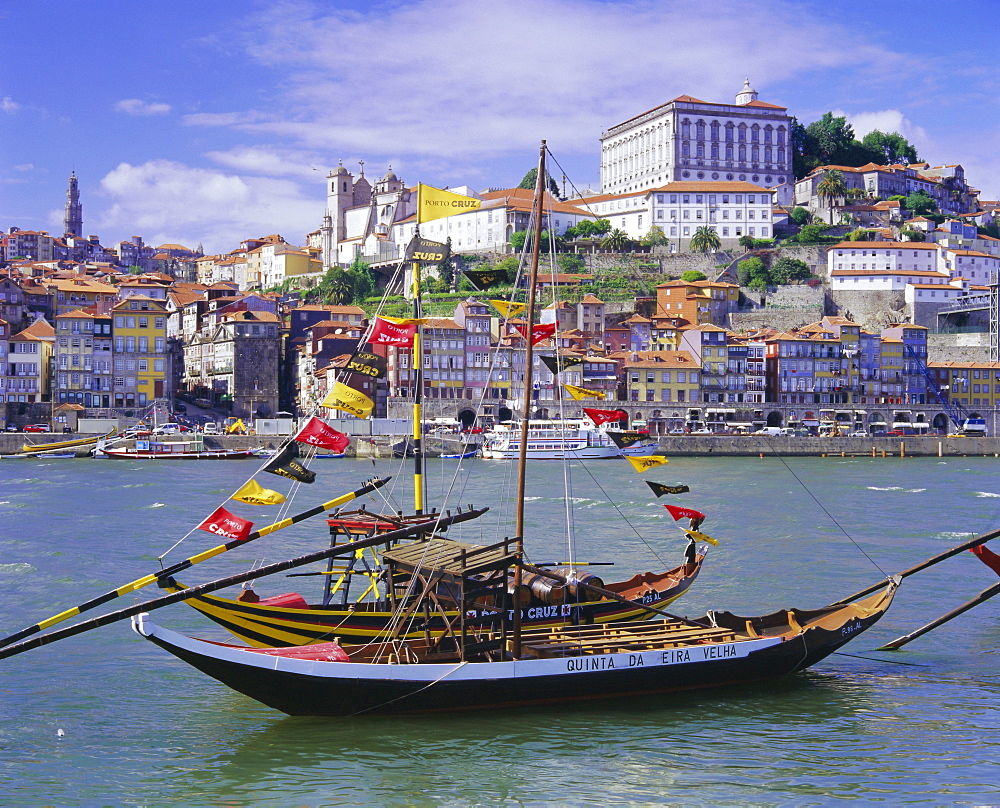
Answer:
[321,381,374,419]
[417,183,481,224]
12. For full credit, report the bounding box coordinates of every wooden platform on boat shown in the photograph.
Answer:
[514,619,740,658]
[381,537,519,580]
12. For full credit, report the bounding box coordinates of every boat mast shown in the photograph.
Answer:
[511,140,547,657]
[411,231,426,515]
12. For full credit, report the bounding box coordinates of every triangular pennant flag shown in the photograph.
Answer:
[263,442,316,484]
[370,316,417,347]
[564,383,605,401]
[645,481,690,497]
[198,506,253,541]
[627,455,668,472]
[540,354,584,375]
[512,321,556,345]
[417,183,481,224]
[583,407,627,426]
[231,479,287,506]
[664,504,706,522]
[609,430,649,449]
[490,300,526,319]
[464,268,507,290]
[684,528,720,547]
[294,416,350,453]
[321,380,374,419]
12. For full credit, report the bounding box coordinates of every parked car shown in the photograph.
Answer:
[23,424,52,433]
[849,431,868,437]
[202,422,219,435]
[5,423,18,432]
[173,403,187,414]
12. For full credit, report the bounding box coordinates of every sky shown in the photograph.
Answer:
[1,0,998,256]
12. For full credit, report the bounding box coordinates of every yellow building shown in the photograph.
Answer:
[46,276,117,317]
[623,350,701,404]
[111,295,169,407]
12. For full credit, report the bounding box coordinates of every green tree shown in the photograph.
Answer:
[790,116,816,179]
[640,225,668,247]
[794,223,831,244]
[601,228,631,251]
[518,167,560,197]
[690,225,721,253]
[592,218,612,235]
[557,253,585,272]
[494,256,520,283]
[738,257,770,291]
[510,228,560,253]
[904,191,937,217]
[790,207,811,226]
[317,267,354,304]
[738,234,755,252]
[816,169,848,221]
[347,257,375,301]
[770,257,811,284]
[806,113,856,165]
[901,227,926,242]
[846,228,874,242]
[860,129,919,165]
[681,270,707,282]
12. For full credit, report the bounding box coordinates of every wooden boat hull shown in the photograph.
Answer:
[132,582,896,716]
[99,448,255,459]
[21,429,115,453]
[163,558,704,646]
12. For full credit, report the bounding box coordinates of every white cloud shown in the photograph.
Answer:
[2,96,20,113]
[838,108,929,149]
[115,98,172,116]
[205,145,320,179]
[95,160,320,253]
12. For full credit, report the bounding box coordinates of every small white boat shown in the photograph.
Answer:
[480,420,656,460]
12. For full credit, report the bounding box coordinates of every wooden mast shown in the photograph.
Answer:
[511,140,547,658]
[411,230,425,515]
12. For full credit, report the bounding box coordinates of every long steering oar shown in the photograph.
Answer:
[830,526,1000,606]
[0,476,389,651]
[878,581,1000,651]
[0,505,488,661]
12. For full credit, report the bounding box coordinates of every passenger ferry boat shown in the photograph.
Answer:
[480,419,656,460]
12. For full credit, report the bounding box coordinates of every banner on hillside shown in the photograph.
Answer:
[294,416,350,453]
[645,481,690,497]
[345,351,386,380]
[321,378,374,419]
[198,506,253,541]
[464,268,507,290]
[512,322,556,346]
[563,383,605,401]
[627,455,668,473]
[490,300,526,319]
[231,479,287,507]
[263,442,317,484]
[583,407,627,427]
[541,354,584,376]
[417,183,481,224]
[404,236,449,264]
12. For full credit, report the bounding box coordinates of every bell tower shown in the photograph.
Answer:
[64,171,83,237]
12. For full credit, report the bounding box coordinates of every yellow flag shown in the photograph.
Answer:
[564,383,605,401]
[417,183,481,224]
[684,528,720,547]
[627,455,669,473]
[232,479,286,506]
[381,315,425,325]
[490,300,526,319]
[321,381,374,418]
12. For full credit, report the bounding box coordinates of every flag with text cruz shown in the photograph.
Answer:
[198,506,253,541]
[263,442,316,484]
[645,481,690,497]
[583,407,627,426]
[295,416,350,453]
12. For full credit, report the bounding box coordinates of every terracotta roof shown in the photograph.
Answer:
[829,241,938,250]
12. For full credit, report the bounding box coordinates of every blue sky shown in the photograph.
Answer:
[2,0,998,255]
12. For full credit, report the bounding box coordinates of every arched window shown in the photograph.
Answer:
[751,145,759,162]
[738,124,747,142]
[739,145,747,161]
[710,121,720,140]
[696,120,706,140]
[778,147,785,164]
[777,127,786,145]
[764,125,773,144]
[711,143,720,159]
[725,122,734,141]
[751,124,760,143]
[764,146,772,163]
[681,120,691,139]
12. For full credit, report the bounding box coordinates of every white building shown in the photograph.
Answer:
[827,241,940,276]
[599,79,793,197]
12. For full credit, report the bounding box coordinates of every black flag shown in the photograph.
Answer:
[645,481,690,497]
[405,237,448,264]
[540,354,584,375]
[346,351,386,380]
[464,269,506,290]
[609,430,649,449]
[263,442,316,484]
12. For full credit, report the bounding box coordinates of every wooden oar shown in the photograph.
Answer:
[0,506,489,661]
[0,476,390,651]
[877,581,1000,651]
[831,527,1000,606]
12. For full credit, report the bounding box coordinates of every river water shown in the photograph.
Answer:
[2,453,1000,805]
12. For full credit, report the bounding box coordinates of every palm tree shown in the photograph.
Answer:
[690,225,721,254]
[601,228,631,252]
[816,169,848,224]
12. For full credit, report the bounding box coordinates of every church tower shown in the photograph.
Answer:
[735,77,759,105]
[64,171,83,237]
[321,162,355,267]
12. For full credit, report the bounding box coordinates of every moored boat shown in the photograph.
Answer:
[480,419,656,460]
[96,435,254,459]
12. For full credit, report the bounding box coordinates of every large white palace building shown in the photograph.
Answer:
[599,79,793,197]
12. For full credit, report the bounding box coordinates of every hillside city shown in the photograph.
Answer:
[2,79,998,436]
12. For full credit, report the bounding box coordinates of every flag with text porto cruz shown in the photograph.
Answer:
[583,407,627,427]
[417,183,481,224]
[627,455,668,473]
[345,351,386,380]
[404,236,448,264]
[541,354,584,376]
[231,479,287,507]
[684,528,720,547]
[564,383,605,401]
[608,430,649,449]
[370,316,418,347]
[512,321,556,346]
[321,379,374,419]
[664,504,706,523]
[263,442,316,484]
[295,416,350,454]
[645,481,690,497]
[464,268,507,290]
[198,506,253,541]
[490,300,526,319]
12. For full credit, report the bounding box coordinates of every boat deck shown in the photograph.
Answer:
[513,619,741,658]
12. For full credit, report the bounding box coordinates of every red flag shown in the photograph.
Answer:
[370,317,416,347]
[972,544,1000,578]
[198,506,253,541]
[583,407,628,427]
[664,504,706,522]
[512,322,556,345]
[294,416,350,453]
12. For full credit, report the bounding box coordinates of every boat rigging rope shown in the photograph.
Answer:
[345,661,469,716]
